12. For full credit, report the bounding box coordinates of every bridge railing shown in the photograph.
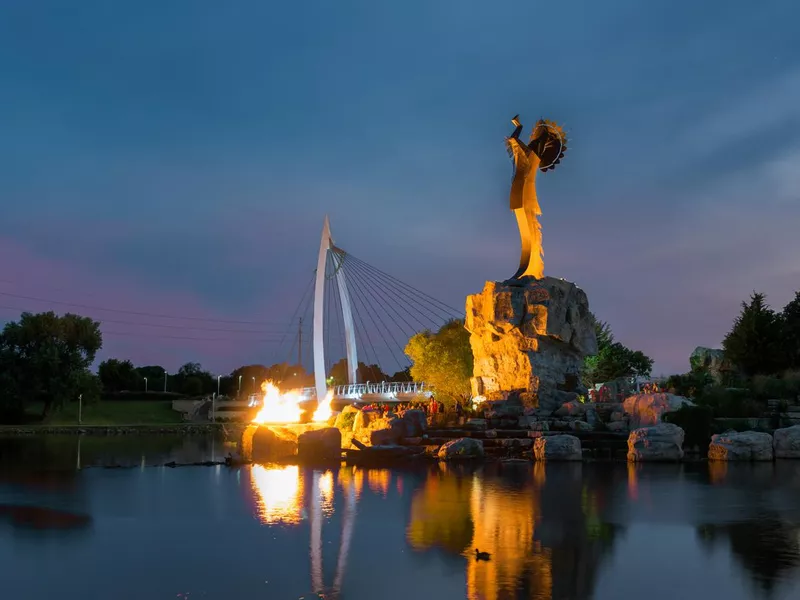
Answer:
[299,381,430,398]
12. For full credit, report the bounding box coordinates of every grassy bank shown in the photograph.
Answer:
[8,400,186,427]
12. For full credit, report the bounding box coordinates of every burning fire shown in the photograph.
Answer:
[312,390,333,422]
[251,381,334,425]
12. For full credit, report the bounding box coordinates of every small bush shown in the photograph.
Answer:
[751,375,794,400]
[695,387,763,418]
[665,370,713,398]
[664,405,713,452]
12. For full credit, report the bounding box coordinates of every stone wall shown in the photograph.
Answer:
[465,276,597,414]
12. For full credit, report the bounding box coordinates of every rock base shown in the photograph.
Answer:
[708,431,774,461]
[627,423,685,462]
[465,276,597,414]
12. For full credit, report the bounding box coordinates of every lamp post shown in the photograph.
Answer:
[251,376,255,393]
[238,375,242,396]
[144,377,148,394]
[217,375,221,397]
[164,369,168,393]
[78,394,83,425]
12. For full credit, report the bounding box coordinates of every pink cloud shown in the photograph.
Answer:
[0,237,286,374]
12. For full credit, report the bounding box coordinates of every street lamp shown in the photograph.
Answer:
[251,376,255,393]
[238,375,242,395]
[144,377,148,394]
[217,375,221,397]
[164,369,168,393]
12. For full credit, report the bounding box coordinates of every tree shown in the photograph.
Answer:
[136,365,168,389]
[176,362,214,396]
[405,320,473,404]
[583,313,654,386]
[0,312,102,420]
[98,358,138,393]
[723,292,783,376]
[329,359,389,386]
[780,291,800,370]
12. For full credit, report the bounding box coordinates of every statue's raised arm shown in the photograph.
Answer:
[506,116,568,280]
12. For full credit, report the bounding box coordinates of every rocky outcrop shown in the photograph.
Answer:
[773,425,800,458]
[297,427,342,462]
[627,423,685,462]
[708,431,774,461]
[623,393,693,428]
[533,434,582,461]
[465,276,597,414]
[437,438,485,460]
[241,424,298,462]
[690,347,735,385]
[352,408,428,447]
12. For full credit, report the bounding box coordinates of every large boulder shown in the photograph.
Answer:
[353,410,392,446]
[709,431,774,461]
[437,438,485,460]
[533,434,582,461]
[627,423,685,462]
[623,393,693,429]
[773,425,800,459]
[465,276,597,414]
[690,347,736,385]
[297,427,342,462]
[240,424,298,462]
[555,399,587,418]
[398,409,427,437]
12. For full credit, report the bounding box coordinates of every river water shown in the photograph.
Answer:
[1,434,799,600]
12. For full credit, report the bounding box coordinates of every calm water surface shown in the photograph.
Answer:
[1,435,800,600]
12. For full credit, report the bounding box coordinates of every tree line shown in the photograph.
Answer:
[0,310,411,423]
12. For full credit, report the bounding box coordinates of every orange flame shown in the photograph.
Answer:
[250,381,335,425]
[312,390,334,422]
[252,381,304,424]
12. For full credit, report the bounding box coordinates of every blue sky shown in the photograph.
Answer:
[1,0,798,376]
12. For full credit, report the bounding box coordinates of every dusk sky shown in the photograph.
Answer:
[1,0,798,377]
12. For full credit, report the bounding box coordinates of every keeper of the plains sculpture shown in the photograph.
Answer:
[505,115,567,280]
[464,115,596,414]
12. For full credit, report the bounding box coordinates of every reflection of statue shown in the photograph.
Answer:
[505,115,567,280]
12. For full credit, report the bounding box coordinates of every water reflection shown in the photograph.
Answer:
[2,435,800,600]
[250,464,304,525]
[407,463,621,600]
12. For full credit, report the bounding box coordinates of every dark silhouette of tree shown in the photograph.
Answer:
[723,292,783,376]
[780,291,800,370]
[98,358,138,393]
[0,312,102,420]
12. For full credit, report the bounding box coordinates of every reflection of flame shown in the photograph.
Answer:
[319,471,335,516]
[250,464,303,525]
[252,381,304,424]
[312,390,334,422]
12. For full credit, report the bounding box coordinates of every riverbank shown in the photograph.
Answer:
[0,423,245,436]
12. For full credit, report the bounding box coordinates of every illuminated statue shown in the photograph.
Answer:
[505,115,567,279]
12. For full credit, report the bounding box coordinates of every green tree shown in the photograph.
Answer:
[404,319,473,404]
[780,291,800,370]
[722,292,783,376]
[0,312,102,420]
[136,365,168,390]
[98,358,138,393]
[177,362,214,395]
[583,313,653,386]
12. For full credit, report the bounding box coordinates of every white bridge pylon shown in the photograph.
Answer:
[313,216,358,403]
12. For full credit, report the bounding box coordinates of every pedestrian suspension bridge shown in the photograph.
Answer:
[275,216,464,403]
